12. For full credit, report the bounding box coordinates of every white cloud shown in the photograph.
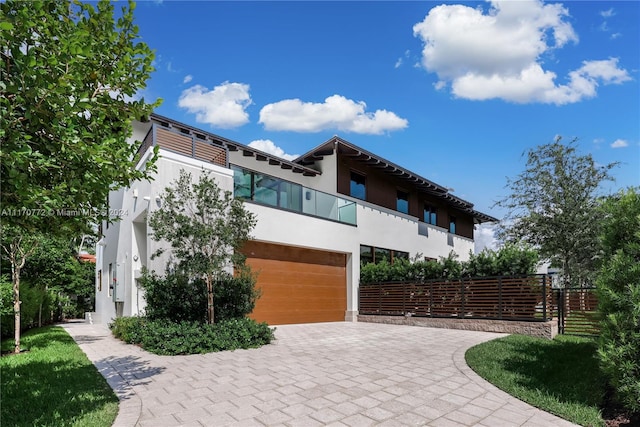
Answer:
[178,82,252,129]
[259,94,408,134]
[394,58,403,69]
[413,1,631,105]
[248,139,298,161]
[474,223,499,253]
[183,74,193,84]
[611,33,622,40]
[600,8,615,18]
[611,139,628,148]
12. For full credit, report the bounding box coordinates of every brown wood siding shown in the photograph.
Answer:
[337,154,475,239]
[194,140,226,167]
[155,127,227,167]
[242,241,347,325]
[156,128,192,156]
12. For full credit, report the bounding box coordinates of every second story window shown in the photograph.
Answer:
[350,171,366,200]
[449,216,457,234]
[396,190,409,214]
[424,205,437,225]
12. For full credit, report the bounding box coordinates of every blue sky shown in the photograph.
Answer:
[132,0,639,249]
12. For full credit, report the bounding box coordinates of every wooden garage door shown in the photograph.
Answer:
[243,241,346,325]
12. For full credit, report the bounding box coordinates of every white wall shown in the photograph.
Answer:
[95,148,233,324]
[97,145,475,323]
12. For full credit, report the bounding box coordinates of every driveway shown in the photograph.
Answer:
[62,321,577,427]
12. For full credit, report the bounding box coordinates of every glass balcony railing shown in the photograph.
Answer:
[232,166,356,226]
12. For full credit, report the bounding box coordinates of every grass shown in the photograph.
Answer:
[1,326,119,427]
[466,334,607,427]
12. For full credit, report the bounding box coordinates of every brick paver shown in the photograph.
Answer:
[61,321,578,427]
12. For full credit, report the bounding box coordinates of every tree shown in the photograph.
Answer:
[495,139,617,289]
[596,188,640,413]
[0,0,159,352]
[149,169,257,324]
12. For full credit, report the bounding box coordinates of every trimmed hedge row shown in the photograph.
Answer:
[110,316,275,355]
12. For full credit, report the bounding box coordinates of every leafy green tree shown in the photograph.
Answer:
[495,139,617,289]
[596,188,640,412]
[0,0,159,352]
[149,169,257,324]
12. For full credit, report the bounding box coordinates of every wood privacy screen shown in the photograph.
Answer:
[359,275,554,322]
[135,125,227,167]
[556,287,600,335]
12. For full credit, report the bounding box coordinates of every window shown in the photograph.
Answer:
[232,166,357,225]
[97,270,102,292]
[424,205,437,225]
[374,247,390,264]
[360,245,374,265]
[396,190,409,214]
[449,216,457,234]
[360,245,409,265]
[350,171,366,200]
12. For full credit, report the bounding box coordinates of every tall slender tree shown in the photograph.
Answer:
[1,0,159,352]
[495,138,618,289]
[149,169,257,324]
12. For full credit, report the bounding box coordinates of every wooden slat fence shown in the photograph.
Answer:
[360,275,554,322]
[555,287,600,336]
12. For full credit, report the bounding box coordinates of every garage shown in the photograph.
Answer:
[243,241,347,325]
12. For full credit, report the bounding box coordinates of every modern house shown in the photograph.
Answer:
[94,114,497,325]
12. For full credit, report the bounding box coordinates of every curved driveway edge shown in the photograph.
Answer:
[62,321,578,427]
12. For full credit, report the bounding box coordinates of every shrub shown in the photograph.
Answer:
[215,267,260,322]
[138,268,207,323]
[596,188,640,413]
[360,245,539,285]
[109,316,274,355]
[139,266,262,324]
[1,276,54,339]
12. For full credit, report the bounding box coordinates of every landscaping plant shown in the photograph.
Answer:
[596,187,640,414]
[1,0,159,352]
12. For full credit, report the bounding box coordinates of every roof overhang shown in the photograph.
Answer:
[297,136,498,223]
[148,113,321,177]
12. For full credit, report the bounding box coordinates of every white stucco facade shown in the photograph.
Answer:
[95,116,488,325]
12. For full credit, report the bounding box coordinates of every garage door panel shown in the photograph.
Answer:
[243,242,347,325]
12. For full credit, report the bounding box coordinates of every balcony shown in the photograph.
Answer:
[136,124,228,167]
[233,166,356,226]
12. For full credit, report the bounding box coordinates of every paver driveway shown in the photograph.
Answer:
[62,321,577,427]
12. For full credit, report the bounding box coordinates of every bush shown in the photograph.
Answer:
[360,245,539,285]
[596,188,640,413]
[138,269,207,323]
[1,276,55,339]
[109,316,275,355]
[215,267,260,322]
[139,266,261,323]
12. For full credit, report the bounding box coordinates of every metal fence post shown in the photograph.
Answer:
[460,279,465,319]
[542,275,548,321]
[498,277,503,320]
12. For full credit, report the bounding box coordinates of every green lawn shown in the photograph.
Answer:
[1,326,119,427]
[466,334,607,427]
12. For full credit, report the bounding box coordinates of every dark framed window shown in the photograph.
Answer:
[350,171,366,200]
[449,216,457,234]
[424,205,437,225]
[396,190,409,214]
[360,245,374,265]
[360,245,409,265]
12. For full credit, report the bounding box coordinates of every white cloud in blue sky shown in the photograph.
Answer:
[413,0,631,105]
[178,82,251,129]
[611,139,628,149]
[248,139,298,161]
[258,95,408,135]
[183,75,192,84]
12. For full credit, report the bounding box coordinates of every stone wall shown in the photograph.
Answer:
[358,315,558,339]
